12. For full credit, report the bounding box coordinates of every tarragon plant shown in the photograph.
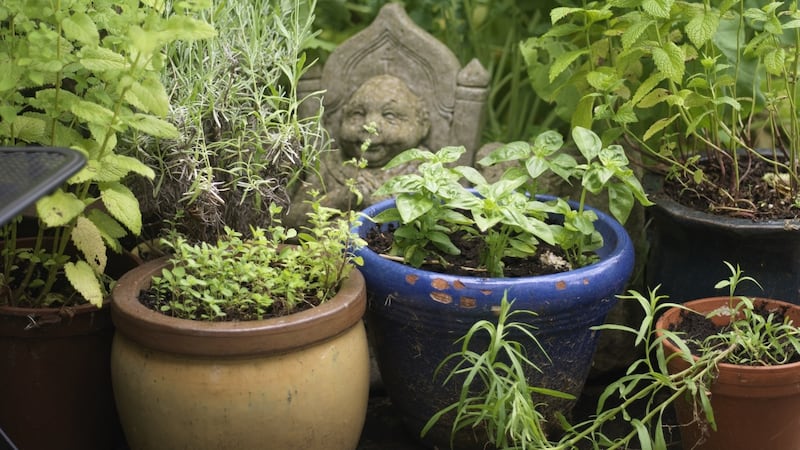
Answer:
[370,126,652,277]
[425,263,800,449]
[0,0,215,307]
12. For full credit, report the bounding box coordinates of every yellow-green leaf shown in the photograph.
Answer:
[127,113,179,138]
[87,209,126,253]
[71,100,114,127]
[36,189,85,227]
[642,0,672,19]
[550,49,589,82]
[643,114,680,141]
[652,42,685,84]
[686,8,719,47]
[101,182,143,235]
[162,16,217,41]
[71,216,107,274]
[64,261,104,308]
[62,12,99,46]
[125,76,170,116]
[5,115,46,144]
[764,48,786,76]
[79,47,128,71]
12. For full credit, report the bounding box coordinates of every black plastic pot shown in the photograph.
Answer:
[644,172,800,304]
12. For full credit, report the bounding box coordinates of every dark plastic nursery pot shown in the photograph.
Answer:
[644,171,800,304]
[354,195,635,449]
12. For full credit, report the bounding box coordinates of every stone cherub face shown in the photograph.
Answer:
[339,74,431,167]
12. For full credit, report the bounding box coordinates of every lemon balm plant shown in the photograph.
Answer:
[0,1,215,448]
[0,0,215,307]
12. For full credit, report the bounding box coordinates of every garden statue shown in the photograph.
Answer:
[285,3,489,227]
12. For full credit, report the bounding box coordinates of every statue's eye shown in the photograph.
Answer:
[346,108,365,119]
[383,111,398,121]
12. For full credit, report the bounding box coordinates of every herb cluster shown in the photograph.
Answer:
[424,263,800,449]
[148,201,364,321]
[0,0,215,307]
[370,127,651,277]
[523,0,800,217]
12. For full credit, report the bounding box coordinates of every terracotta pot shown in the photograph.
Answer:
[656,297,800,450]
[111,257,371,450]
[0,238,140,450]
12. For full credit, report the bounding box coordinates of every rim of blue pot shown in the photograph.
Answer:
[352,194,634,317]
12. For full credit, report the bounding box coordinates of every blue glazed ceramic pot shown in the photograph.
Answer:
[354,195,635,449]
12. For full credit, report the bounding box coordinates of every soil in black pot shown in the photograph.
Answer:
[662,156,800,221]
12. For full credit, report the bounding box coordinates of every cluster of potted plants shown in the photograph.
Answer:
[423,262,800,449]
[0,0,370,449]
[522,0,800,303]
[4,0,800,449]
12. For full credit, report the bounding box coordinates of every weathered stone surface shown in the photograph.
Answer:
[287,3,489,227]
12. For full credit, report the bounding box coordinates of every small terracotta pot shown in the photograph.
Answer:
[656,297,800,450]
[111,257,371,450]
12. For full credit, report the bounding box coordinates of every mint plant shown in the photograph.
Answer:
[149,199,365,321]
[522,1,800,218]
[370,126,651,276]
[0,0,215,307]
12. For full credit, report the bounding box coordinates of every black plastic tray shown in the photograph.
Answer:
[0,147,86,226]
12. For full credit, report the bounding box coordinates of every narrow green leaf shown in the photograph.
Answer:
[643,114,679,141]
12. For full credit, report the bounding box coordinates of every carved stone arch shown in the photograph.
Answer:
[302,2,489,164]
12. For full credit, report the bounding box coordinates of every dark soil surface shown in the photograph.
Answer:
[366,226,573,277]
[662,155,800,220]
[668,300,800,365]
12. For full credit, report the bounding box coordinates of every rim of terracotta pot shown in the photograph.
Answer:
[656,296,800,395]
[111,256,366,357]
[0,237,141,336]
[643,171,800,234]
